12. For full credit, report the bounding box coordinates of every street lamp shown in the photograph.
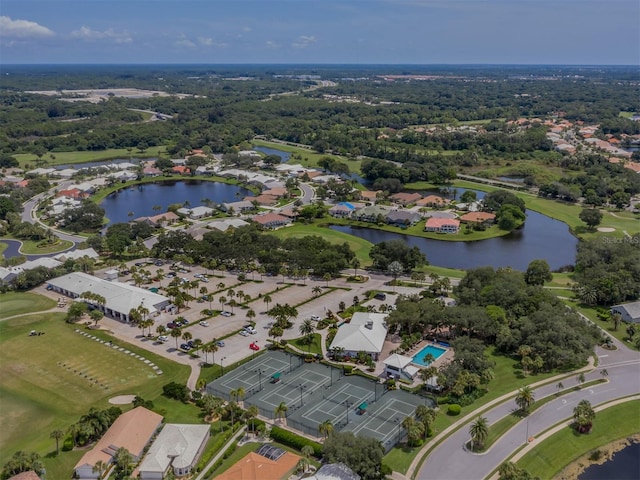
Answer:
[298,384,307,407]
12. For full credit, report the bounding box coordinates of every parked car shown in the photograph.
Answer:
[215,340,225,347]
[310,315,321,321]
[199,321,209,327]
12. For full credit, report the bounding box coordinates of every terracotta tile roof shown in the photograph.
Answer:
[215,451,300,480]
[74,407,163,472]
[459,212,496,223]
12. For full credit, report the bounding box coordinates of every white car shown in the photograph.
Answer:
[157,335,169,343]
[199,321,209,327]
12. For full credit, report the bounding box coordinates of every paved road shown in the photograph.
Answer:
[415,338,640,480]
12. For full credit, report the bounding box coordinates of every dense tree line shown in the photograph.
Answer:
[573,236,640,306]
[151,224,355,277]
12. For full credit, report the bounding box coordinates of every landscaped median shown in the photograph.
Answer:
[486,395,640,480]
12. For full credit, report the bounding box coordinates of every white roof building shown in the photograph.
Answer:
[330,312,388,360]
[47,272,170,322]
[139,424,210,480]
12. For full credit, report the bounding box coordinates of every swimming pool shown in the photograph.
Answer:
[412,345,447,366]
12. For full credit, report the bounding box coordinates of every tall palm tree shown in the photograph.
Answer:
[469,416,489,451]
[515,386,535,414]
[275,402,288,424]
[318,419,334,439]
[50,429,64,455]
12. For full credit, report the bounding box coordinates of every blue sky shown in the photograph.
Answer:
[1,0,638,65]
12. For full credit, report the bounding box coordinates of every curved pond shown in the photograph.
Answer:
[331,208,577,271]
[101,180,253,225]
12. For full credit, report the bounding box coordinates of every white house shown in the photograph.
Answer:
[138,424,210,479]
[329,312,388,360]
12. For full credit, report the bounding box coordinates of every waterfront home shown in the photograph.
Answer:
[459,211,496,225]
[424,217,460,234]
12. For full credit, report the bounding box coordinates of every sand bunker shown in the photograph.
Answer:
[108,395,136,405]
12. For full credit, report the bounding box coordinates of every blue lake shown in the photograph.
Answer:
[100,180,252,225]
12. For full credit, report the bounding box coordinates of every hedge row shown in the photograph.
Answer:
[270,426,323,457]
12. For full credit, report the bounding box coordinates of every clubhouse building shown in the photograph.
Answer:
[47,272,170,322]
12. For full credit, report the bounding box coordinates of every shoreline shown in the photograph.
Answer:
[556,434,640,480]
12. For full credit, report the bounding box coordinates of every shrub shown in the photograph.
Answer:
[447,404,462,416]
[270,426,322,457]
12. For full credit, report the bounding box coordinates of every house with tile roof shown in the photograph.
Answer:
[74,407,163,480]
[424,217,460,234]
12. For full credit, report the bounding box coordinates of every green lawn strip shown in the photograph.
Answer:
[14,146,166,169]
[562,299,639,350]
[478,379,606,452]
[0,313,189,471]
[252,139,363,173]
[517,400,640,479]
[287,333,323,355]
[270,222,373,266]
[0,292,56,319]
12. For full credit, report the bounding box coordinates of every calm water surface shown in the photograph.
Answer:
[579,442,640,480]
[101,180,252,225]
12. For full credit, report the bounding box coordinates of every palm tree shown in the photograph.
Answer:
[318,419,334,439]
[275,402,288,424]
[170,327,182,349]
[469,416,489,451]
[515,386,535,414]
[573,399,596,433]
[92,460,107,479]
[50,429,64,455]
[263,294,272,312]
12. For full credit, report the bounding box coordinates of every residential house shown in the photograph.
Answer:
[386,210,421,226]
[358,190,380,203]
[424,217,460,234]
[215,445,300,480]
[389,192,422,206]
[47,272,170,323]
[73,407,163,480]
[138,424,210,480]
[610,301,640,324]
[251,212,292,229]
[329,312,388,360]
[416,195,449,208]
[459,212,496,225]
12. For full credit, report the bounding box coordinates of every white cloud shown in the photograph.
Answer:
[292,35,316,49]
[71,26,132,43]
[0,16,54,38]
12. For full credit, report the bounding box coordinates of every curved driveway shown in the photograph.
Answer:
[414,339,640,480]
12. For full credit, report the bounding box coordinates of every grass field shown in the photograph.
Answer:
[0,292,56,319]
[517,400,640,479]
[13,146,166,169]
[0,302,190,478]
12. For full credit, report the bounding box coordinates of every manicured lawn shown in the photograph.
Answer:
[517,400,640,479]
[0,292,56,319]
[0,312,189,478]
[270,222,373,266]
[14,146,166,168]
[287,333,322,355]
